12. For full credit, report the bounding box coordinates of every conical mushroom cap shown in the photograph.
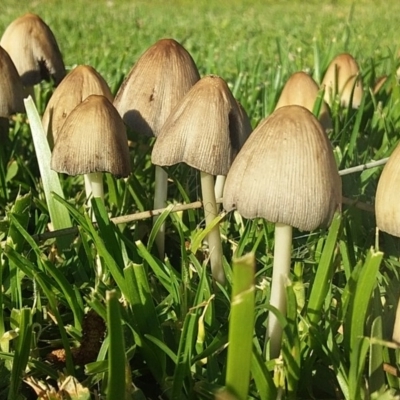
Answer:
[375,142,400,236]
[275,71,332,131]
[51,95,130,177]
[321,53,363,108]
[0,46,24,117]
[151,74,250,176]
[223,105,342,231]
[114,38,200,137]
[0,13,65,86]
[42,65,113,146]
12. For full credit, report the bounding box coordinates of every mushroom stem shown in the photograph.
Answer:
[266,222,293,359]
[200,171,225,284]
[153,165,168,258]
[84,172,104,200]
[84,172,104,221]
[214,175,226,201]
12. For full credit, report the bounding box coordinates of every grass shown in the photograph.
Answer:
[1,0,400,399]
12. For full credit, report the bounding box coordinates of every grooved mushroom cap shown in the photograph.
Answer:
[151,74,251,176]
[275,71,332,131]
[42,65,113,146]
[0,46,24,117]
[114,38,200,137]
[51,95,130,177]
[223,105,342,231]
[321,53,363,108]
[0,13,66,86]
[375,143,400,236]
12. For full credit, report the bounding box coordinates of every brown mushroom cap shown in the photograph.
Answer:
[0,13,65,86]
[114,38,200,137]
[42,65,113,146]
[375,142,400,236]
[0,45,24,117]
[321,53,363,108]
[51,94,130,177]
[275,71,332,131]
[223,105,342,231]
[151,74,250,176]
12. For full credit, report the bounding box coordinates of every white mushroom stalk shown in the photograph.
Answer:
[153,166,169,257]
[267,223,292,357]
[201,171,225,284]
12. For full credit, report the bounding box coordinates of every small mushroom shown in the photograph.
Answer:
[321,53,363,108]
[275,71,332,131]
[42,64,113,147]
[0,13,66,89]
[152,75,250,284]
[51,94,130,204]
[0,45,24,139]
[223,105,341,357]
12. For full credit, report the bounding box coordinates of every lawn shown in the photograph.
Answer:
[1,0,400,399]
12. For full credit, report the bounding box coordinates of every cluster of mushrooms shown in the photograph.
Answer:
[1,12,399,358]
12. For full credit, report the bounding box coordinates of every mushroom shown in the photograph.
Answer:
[0,45,24,139]
[275,71,332,131]
[223,105,342,357]
[0,13,66,93]
[42,64,113,148]
[114,38,200,257]
[321,53,363,108]
[51,94,130,204]
[375,142,400,344]
[152,75,250,284]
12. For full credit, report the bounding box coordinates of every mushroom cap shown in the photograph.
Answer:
[321,53,363,108]
[0,13,66,86]
[275,71,332,131]
[51,94,131,177]
[223,105,342,231]
[0,45,24,117]
[151,74,251,176]
[42,65,113,146]
[375,142,400,236]
[114,38,200,137]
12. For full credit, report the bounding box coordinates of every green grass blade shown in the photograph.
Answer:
[369,316,385,395]
[23,96,73,251]
[251,346,277,400]
[307,213,341,328]
[345,248,383,351]
[8,308,32,400]
[106,290,129,400]
[4,246,75,376]
[225,253,255,400]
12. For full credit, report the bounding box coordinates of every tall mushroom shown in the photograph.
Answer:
[51,94,130,205]
[114,38,200,257]
[321,53,363,109]
[0,13,65,95]
[42,64,113,148]
[275,71,332,131]
[223,105,342,357]
[152,75,250,284]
